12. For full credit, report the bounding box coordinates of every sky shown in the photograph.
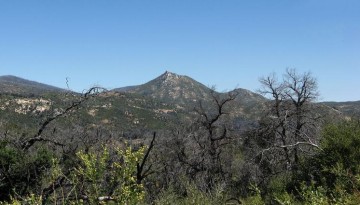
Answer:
[0,0,359,102]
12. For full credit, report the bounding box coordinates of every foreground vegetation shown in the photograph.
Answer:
[1,70,359,204]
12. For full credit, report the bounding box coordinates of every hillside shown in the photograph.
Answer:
[0,72,354,135]
[323,100,360,118]
[0,72,270,136]
[0,71,357,204]
[0,75,66,96]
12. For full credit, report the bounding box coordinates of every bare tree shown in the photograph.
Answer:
[250,69,321,180]
[171,89,239,191]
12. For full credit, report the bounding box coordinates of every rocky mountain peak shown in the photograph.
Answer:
[155,71,185,87]
[160,71,181,81]
[163,70,177,76]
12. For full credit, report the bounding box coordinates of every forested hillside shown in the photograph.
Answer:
[0,70,359,204]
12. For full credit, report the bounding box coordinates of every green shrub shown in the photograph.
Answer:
[283,120,360,204]
[68,145,146,204]
[0,142,53,201]
[154,181,231,205]
[1,144,146,205]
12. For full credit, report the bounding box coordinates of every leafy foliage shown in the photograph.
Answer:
[69,145,146,204]
[2,144,146,205]
[0,143,53,201]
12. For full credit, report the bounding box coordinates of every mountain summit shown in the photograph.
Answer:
[114,71,213,105]
[148,71,186,88]
[157,71,182,85]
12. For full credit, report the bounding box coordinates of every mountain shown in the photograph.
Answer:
[0,72,269,135]
[113,71,214,105]
[113,71,269,121]
[0,72,355,135]
[0,75,66,96]
[0,73,195,132]
[323,101,360,118]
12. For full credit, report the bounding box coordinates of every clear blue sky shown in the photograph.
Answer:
[0,0,359,101]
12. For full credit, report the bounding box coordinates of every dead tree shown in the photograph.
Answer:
[175,89,238,191]
[253,68,321,176]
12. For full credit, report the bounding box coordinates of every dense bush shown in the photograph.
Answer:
[301,120,360,203]
[0,143,53,201]
[0,144,146,205]
[275,120,360,204]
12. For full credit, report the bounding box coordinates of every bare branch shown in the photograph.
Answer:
[21,87,106,150]
[136,132,156,184]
